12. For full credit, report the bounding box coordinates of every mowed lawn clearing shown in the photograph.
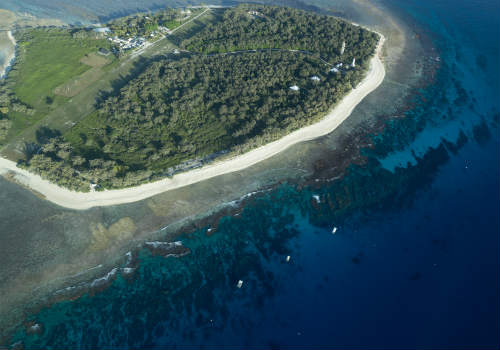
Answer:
[10,29,113,109]
[54,53,112,97]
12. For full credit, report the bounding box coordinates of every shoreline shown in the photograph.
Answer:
[0,33,385,210]
[0,30,16,79]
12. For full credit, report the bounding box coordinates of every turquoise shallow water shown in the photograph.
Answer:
[4,0,500,348]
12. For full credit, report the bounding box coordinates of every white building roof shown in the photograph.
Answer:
[311,75,320,81]
[330,67,339,73]
[93,27,110,33]
[289,85,300,91]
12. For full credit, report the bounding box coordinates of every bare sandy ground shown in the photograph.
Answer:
[0,34,385,210]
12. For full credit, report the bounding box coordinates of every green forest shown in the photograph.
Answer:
[182,5,378,65]
[21,5,379,191]
[106,7,202,37]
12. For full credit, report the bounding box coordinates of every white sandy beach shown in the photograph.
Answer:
[0,34,385,210]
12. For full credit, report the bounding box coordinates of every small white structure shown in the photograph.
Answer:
[158,26,170,34]
[351,58,356,67]
[312,195,320,203]
[286,255,291,262]
[289,85,300,91]
[90,183,98,192]
[173,48,180,54]
[340,41,346,55]
[237,280,244,288]
[335,63,343,68]
[93,27,110,33]
[310,75,321,82]
[330,67,339,73]
[332,226,338,234]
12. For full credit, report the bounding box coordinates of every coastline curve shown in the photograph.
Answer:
[0,33,386,210]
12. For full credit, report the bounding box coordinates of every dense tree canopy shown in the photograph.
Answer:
[182,5,378,66]
[23,5,380,191]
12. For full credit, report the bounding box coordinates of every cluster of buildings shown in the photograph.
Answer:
[93,25,171,52]
[330,58,355,73]
[248,10,263,16]
[108,35,147,51]
[289,41,356,91]
[289,58,356,91]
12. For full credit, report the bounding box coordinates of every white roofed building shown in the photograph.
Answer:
[93,27,110,33]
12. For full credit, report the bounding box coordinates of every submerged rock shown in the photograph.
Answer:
[144,241,191,258]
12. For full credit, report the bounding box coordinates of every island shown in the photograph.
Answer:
[0,4,385,209]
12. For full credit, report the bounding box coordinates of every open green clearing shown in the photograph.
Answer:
[17,5,378,191]
[0,28,115,145]
[10,29,113,107]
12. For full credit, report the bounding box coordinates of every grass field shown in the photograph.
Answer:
[0,28,115,146]
[53,67,105,97]
[10,29,113,108]
[54,53,111,97]
[80,52,111,68]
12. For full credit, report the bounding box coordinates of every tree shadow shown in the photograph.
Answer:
[35,126,61,145]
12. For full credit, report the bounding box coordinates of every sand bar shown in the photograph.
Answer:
[0,33,385,210]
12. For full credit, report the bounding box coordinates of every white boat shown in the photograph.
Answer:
[237,280,244,288]
[286,255,291,262]
[332,227,338,234]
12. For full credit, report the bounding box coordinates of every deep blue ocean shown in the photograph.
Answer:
[8,0,499,348]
